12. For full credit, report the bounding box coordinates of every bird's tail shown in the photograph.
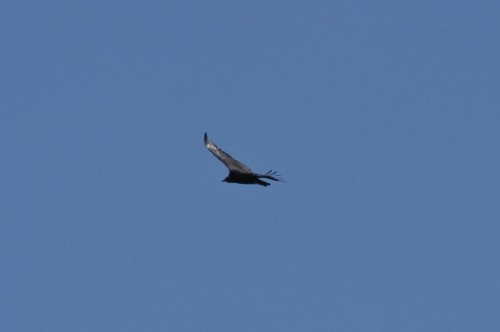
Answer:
[256,179,271,187]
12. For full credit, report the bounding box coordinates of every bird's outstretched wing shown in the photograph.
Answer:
[204,133,252,173]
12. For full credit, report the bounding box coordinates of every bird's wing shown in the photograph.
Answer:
[204,133,252,173]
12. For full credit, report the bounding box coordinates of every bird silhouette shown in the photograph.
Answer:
[204,132,283,187]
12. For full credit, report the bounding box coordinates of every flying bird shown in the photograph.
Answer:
[204,132,283,187]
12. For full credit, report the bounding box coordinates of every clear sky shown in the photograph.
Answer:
[1,1,499,331]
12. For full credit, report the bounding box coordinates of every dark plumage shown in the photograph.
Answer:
[204,132,283,187]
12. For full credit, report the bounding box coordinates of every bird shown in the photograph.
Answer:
[204,132,283,187]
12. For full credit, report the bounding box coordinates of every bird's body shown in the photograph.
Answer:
[222,170,281,187]
[204,133,283,187]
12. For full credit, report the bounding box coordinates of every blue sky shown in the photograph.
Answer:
[1,1,499,331]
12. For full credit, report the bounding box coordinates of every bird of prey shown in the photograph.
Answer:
[204,132,283,187]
